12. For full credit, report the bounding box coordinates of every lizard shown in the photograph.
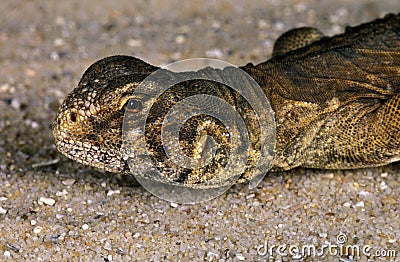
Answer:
[52,13,400,188]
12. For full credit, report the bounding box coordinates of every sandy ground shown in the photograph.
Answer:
[0,0,399,261]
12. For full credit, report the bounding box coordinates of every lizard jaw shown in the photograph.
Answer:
[54,137,125,173]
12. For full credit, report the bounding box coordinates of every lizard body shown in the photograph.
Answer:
[53,14,400,187]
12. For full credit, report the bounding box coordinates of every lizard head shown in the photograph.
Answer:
[52,55,158,172]
[52,55,264,189]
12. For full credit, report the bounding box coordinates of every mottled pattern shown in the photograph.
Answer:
[53,13,400,187]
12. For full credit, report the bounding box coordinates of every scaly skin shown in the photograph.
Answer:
[53,13,400,187]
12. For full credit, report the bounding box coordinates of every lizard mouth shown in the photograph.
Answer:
[54,138,125,173]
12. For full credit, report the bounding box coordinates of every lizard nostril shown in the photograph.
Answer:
[70,112,77,122]
[68,111,78,124]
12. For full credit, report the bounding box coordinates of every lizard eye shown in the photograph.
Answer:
[126,98,143,113]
